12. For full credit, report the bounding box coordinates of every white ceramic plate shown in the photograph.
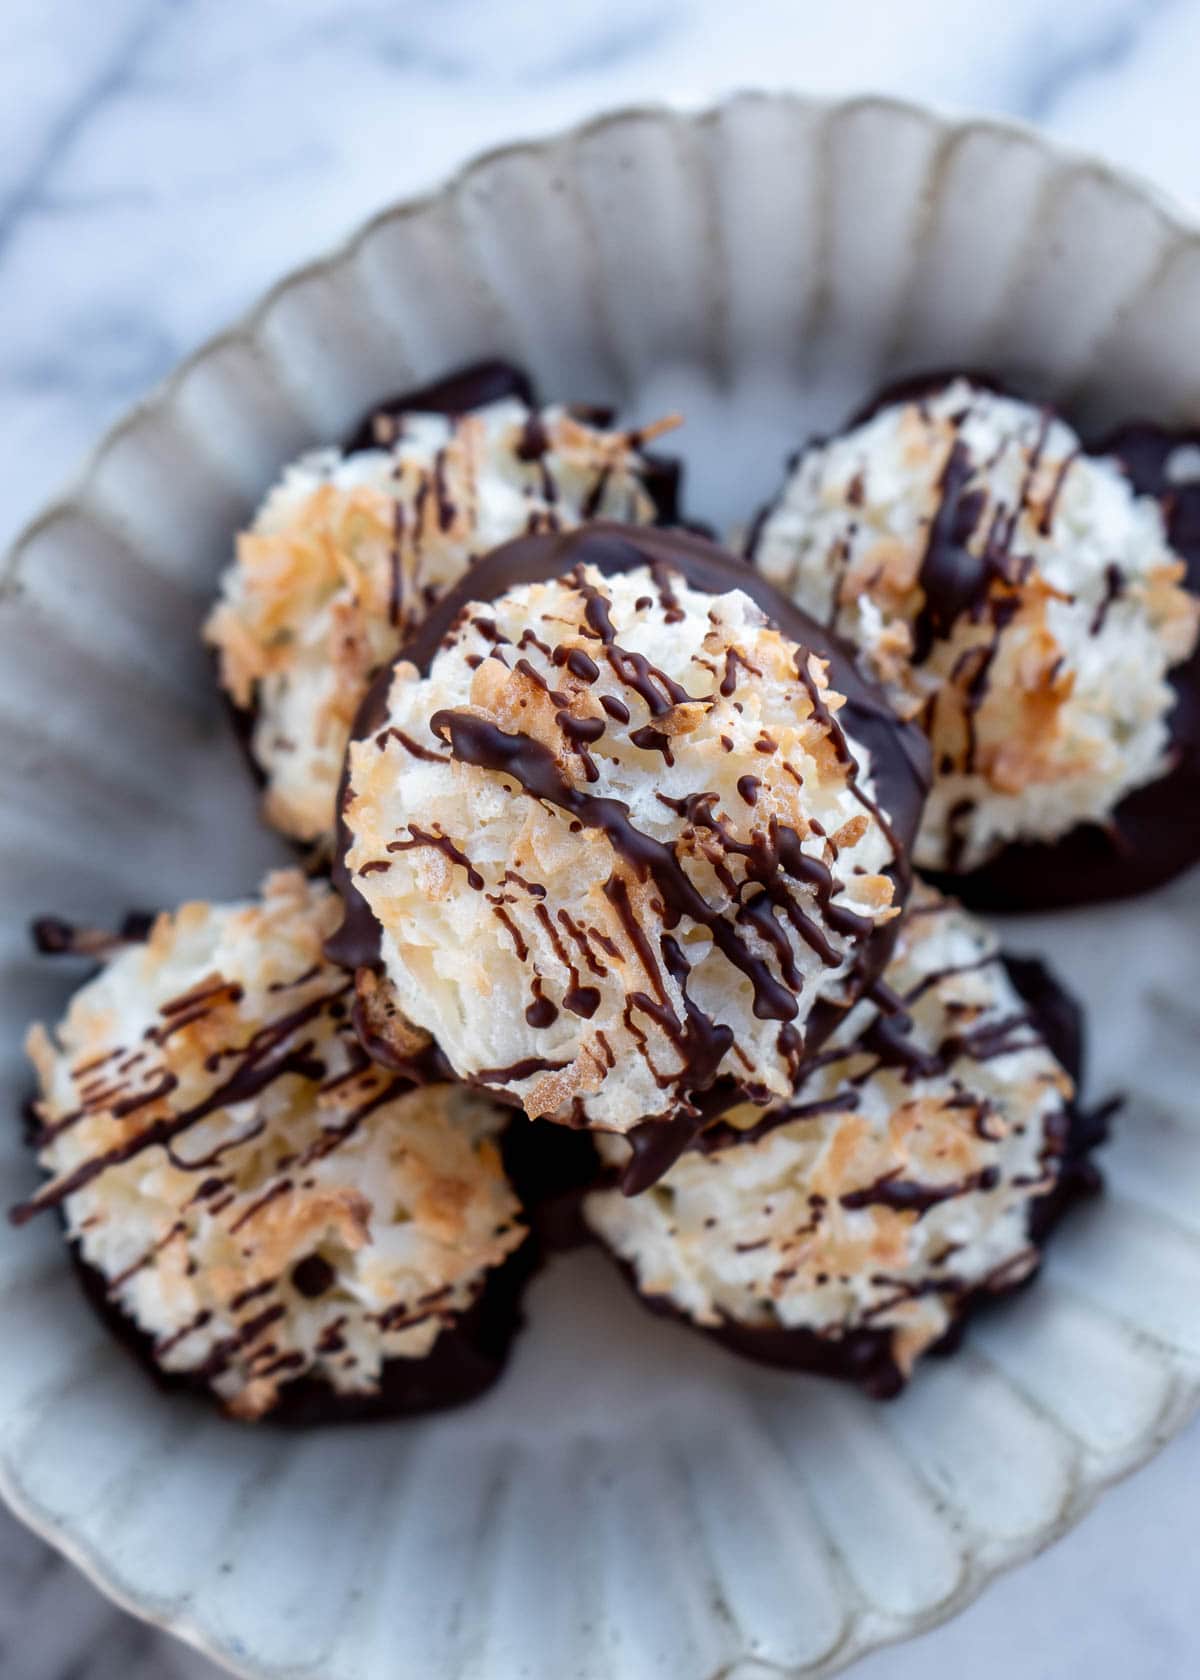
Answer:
[3,92,1200,1680]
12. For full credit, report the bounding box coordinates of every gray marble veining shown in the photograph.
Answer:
[3,2,1199,1676]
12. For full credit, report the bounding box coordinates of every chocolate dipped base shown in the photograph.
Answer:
[330,522,931,1186]
[343,358,683,524]
[342,358,537,453]
[501,1118,603,1252]
[220,362,541,837]
[922,643,1200,912]
[223,360,685,845]
[19,902,539,1427]
[940,421,1200,912]
[67,1223,539,1427]
[781,372,1200,912]
[598,953,1107,1400]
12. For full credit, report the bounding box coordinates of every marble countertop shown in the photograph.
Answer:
[3,1,1199,1675]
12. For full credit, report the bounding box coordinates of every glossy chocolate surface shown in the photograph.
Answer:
[228,362,683,823]
[599,951,1107,1398]
[767,374,1200,910]
[342,359,536,453]
[931,418,1200,909]
[330,523,931,1183]
[68,1229,538,1426]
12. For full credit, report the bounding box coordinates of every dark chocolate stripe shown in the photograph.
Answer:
[327,524,930,1190]
[11,984,352,1224]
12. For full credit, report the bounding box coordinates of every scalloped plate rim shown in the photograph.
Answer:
[5,1374,1197,1680]
[5,87,1200,1680]
[7,85,1200,599]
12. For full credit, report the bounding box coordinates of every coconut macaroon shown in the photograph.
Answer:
[752,377,1200,899]
[205,363,679,848]
[333,525,929,1190]
[584,884,1097,1398]
[14,871,529,1423]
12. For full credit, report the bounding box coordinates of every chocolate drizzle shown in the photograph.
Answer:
[839,1164,1000,1215]
[387,826,484,890]
[905,401,1055,714]
[910,440,990,664]
[601,947,1107,1400]
[225,360,685,854]
[31,912,156,959]
[329,524,929,1181]
[918,412,1200,908]
[66,1224,539,1426]
[291,1255,336,1299]
[341,361,682,532]
[694,1089,860,1155]
[1089,562,1125,636]
[11,981,353,1225]
[525,978,558,1028]
[784,375,1200,908]
[343,360,536,454]
[430,708,815,1026]
[690,945,1060,1162]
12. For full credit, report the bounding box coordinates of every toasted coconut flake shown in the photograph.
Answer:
[345,563,905,1139]
[756,378,1200,871]
[23,871,525,1418]
[206,399,674,847]
[586,884,1078,1375]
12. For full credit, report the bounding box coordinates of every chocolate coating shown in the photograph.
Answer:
[226,364,683,839]
[599,952,1107,1399]
[951,409,1200,909]
[923,662,1200,912]
[343,360,536,453]
[221,362,539,837]
[785,374,1200,911]
[67,1227,538,1426]
[501,1119,602,1252]
[1002,953,1108,1237]
[330,524,931,1176]
[18,905,537,1424]
[30,911,157,958]
[848,368,1008,428]
[343,359,681,522]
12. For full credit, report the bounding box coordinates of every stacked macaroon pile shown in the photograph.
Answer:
[14,365,1200,1419]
